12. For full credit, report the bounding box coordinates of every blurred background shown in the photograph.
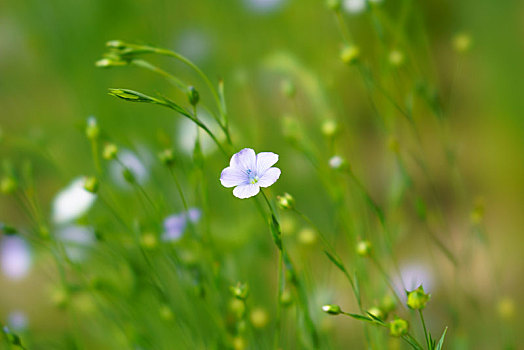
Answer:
[0,0,523,348]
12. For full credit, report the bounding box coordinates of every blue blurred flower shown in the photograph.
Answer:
[0,236,31,280]
[163,208,201,242]
[220,148,281,199]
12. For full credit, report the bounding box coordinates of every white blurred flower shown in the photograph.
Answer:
[245,0,286,13]
[1,236,31,280]
[395,262,435,301]
[177,111,224,157]
[343,0,366,14]
[52,177,96,224]
[7,311,28,331]
[175,28,212,64]
[329,155,345,169]
[110,149,149,188]
[56,225,95,263]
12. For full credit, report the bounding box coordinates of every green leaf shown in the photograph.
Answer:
[324,250,346,273]
[435,327,448,350]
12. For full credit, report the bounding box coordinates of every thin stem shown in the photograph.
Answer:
[419,309,431,350]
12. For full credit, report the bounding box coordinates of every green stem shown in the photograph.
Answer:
[419,309,431,350]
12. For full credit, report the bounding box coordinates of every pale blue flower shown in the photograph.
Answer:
[163,208,201,241]
[220,148,281,199]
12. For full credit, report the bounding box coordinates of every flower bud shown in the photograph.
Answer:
[356,240,372,257]
[0,176,17,194]
[281,79,296,98]
[158,149,175,167]
[321,119,338,137]
[86,117,100,140]
[159,304,174,321]
[106,40,126,49]
[95,57,128,68]
[187,86,200,106]
[388,49,405,67]
[340,45,360,65]
[140,232,158,250]
[406,285,431,310]
[103,143,118,160]
[452,33,472,53]
[250,307,269,329]
[230,282,249,300]
[298,227,317,245]
[389,317,408,337]
[381,294,397,314]
[83,176,99,194]
[326,0,341,11]
[367,306,384,320]
[280,289,293,306]
[497,297,515,320]
[277,193,295,210]
[322,304,342,315]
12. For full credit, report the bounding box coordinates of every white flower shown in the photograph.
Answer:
[329,155,345,169]
[56,225,96,262]
[52,177,96,224]
[1,236,31,280]
[110,149,149,187]
[220,148,281,199]
[343,0,366,14]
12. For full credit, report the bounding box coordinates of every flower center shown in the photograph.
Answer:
[247,169,259,184]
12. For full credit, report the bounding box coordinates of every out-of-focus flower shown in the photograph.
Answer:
[397,262,435,294]
[110,149,149,187]
[52,177,96,224]
[0,236,31,280]
[162,208,201,242]
[343,0,366,14]
[56,225,96,262]
[175,28,212,64]
[220,148,281,199]
[245,0,286,14]
[7,311,28,331]
[329,155,346,170]
[177,112,224,157]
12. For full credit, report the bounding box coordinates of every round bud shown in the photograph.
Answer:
[389,49,405,67]
[86,117,100,140]
[159,304,174,321]
[298,227,317,246]
[321,119,338,137]
[381,294,397,314]
[103,143,118,160]
[140,232,158,250]
[356,240,372,257]
[389,317,409,337]
[327,0,341,11]
[367,306,384,320]
[280,289,293,306]
[277,193,295,210]
[0,177,17,194]
[322,304,342,315]
[406,285,431,310]
[83,176,99,194]
[453,33,472,53]
[340,45,360,65]
[250,307,269,329]
[187,86,200,106]
[230,282,249,300]
[158,149,175,167]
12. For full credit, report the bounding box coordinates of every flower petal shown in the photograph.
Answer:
[220,167,248,188]
[256,152,279,174]
[258,167,281,188]
[230,148,256,171]
[233,184,260,199]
